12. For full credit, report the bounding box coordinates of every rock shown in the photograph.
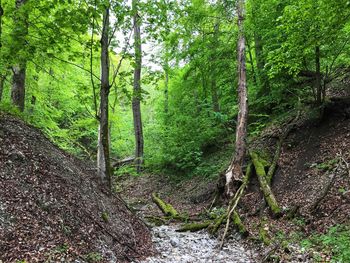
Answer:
[170,237,180,247]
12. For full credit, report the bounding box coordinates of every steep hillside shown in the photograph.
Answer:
[0,114,153,262]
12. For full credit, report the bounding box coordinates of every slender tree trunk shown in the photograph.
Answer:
[211,79,220,113]
[224,0,248,198]
[11,0,28,112]
[11,66,26,111]
[164,57,169,114]
[132,0,144,173]
[1,0,7,102]
[210,22,220,113]
[315,45,322,105]
[0,75,6,102]
[97,5,112,189]
[209,22,220,113]
[247,40,257,85]
[0,0,3,48]
[254,33,264,77]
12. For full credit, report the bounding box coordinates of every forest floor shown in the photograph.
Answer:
[0,114,153,263]
[118,96,350,262]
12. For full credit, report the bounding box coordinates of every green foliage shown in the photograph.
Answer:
[101,211,109,222]
[301,225,350,262]
[1,0,350,183]
[315,158,339,171]
[84,252,103,263]
[54,243,69,254]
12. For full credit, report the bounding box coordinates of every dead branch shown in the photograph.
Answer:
[219,163,252,249]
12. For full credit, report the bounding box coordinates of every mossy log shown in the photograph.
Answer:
[144,215,168,226]
[250,152,282,217]
[232,211,248,236]
[266,138,283,185]
[176,221,212,232]
[152,193,179,217]
[208,213,226,234]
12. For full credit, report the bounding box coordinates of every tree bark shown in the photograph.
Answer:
[224,0,248,198]
[132,0,144,174]
[11,0,28,112]
[0,75,6,102]
[210,22,220,113]
[315,45,322,105]
[97,4,112,189]
[0,0,3,48]
[247,40,257,85]
[164,57,169,114]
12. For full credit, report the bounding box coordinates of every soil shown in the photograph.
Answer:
[0,113,153,262]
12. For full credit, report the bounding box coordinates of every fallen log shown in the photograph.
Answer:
[152,193,179,218]
[177,221,212,232]
[250,152,282,217]
[112,157,135,168]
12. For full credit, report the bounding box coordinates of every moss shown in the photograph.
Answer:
[177,221,211,232]
[145,216,168,226]
[208,213,226,234]
[85,252,103,262]
[250,151,282,216]
[101,211,109,222]
[232,211,248,236]
[152,193,179,217]
[259,224,271,246]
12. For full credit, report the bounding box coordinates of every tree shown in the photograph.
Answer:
[97,2,112,189]
[11,0,28,112]
[132,0,144,173]
[224,0,248,198]
[265,0,350,105]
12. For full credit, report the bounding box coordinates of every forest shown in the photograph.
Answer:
[1,0,350,262]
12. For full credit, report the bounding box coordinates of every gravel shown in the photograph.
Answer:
[137,225,256,263]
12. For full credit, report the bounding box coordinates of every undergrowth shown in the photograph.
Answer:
[301,224,350,262]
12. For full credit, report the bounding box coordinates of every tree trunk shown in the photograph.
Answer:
[164,58,169,114]
[132,0,144,174]
[224,0,248,198]
[247,40,257,85]
[11,0,28,112]
[211,79,220,113]
[0,0,3,48]
[315,45,322,105]
[11,65,26,111]
[210,22,220,113]
[0,75,6,102]
[97,4,112,189]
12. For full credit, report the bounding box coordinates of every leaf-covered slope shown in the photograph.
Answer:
[0,114,153,262]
